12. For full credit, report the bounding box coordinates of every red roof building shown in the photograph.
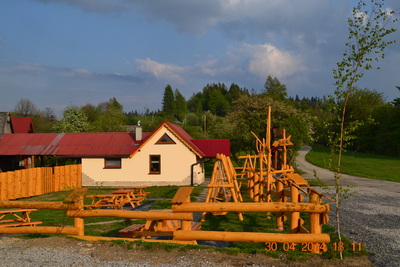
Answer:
[0,121,230,186]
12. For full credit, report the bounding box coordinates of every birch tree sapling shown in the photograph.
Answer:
[332,0,397,259]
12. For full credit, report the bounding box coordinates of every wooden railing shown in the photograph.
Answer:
[0,165,82,201]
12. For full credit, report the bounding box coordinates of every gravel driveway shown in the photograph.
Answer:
[296,146,400,266]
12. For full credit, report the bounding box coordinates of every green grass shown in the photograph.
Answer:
[146,185,204,199]
[306,146,400,183]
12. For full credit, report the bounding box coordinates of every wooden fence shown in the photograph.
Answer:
[0,165,82,200]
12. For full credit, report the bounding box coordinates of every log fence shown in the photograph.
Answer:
[0,165,82,201]
[0,186,330,253]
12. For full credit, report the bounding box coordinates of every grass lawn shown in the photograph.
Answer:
[306,146,400,183]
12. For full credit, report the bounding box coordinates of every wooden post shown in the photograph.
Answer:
[253,173,260,202]
[266,107,272,203]
[73,188,85,236]
[309,191,322,254]
[276,180,284,231]
[290,184,300,233]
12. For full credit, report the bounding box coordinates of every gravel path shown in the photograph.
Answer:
[296,146,400,266]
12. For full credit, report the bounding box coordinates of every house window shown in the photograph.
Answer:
[104,158,121,169]
[156,133,176,144]
[149,155,161,174]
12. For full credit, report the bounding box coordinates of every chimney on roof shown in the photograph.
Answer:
[135,124,142,141]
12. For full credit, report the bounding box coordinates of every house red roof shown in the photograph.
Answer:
[0,121,230,158]
[192,139,230,157]
[0,132,146,157]
[11,117,34,133]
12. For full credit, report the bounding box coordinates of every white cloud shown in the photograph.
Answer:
[134,43,308,87]
[136,58,187,84]
[195,60,219,76]
[239,43,307,79]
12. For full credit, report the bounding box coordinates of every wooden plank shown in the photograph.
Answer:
[53,166,60,191]
[0,221,42,227]
[171,187,194,204]
[0,173,7,201]
[7,172,15,200]
[15,170,22,199]
[285,173,308,186]
[76,164,82,188]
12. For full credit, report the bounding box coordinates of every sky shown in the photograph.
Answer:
[1,0,399,117]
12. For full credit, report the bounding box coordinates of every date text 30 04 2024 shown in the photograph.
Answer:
[264,242,363,252]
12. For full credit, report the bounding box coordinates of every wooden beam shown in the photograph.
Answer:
[67,209,193,220]
[76,235,197,245]
[0,226,80,235]
[173,202,330,214]
[174,230,330,244]
[0,201,79,210]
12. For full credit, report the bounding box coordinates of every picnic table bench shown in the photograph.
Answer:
[85,190,145,209]
[0,208,42,227]
[117,186,150,198]
[119,209,201,238]
[112,189,146,208]
[84,194,125,209]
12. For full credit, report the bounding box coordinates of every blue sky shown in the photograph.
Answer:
[1,0,399,117]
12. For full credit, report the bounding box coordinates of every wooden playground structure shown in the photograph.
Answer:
[0,107,332,253]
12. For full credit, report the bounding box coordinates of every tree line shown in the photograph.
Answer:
[10,75,400,159]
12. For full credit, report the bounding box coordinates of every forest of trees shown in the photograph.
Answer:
[10,75,400,159]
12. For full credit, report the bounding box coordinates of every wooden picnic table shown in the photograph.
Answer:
[85,191,145,209]
[85,194,125,209]
[0,208,42,227]
[119,209,201,238]
[117,186,150,198]
[112,189,146,208]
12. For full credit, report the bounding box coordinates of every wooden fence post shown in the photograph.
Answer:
[276,180,284,231]
[73,192,85,236]
[309,190,322,254]
[290,184,300,233]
